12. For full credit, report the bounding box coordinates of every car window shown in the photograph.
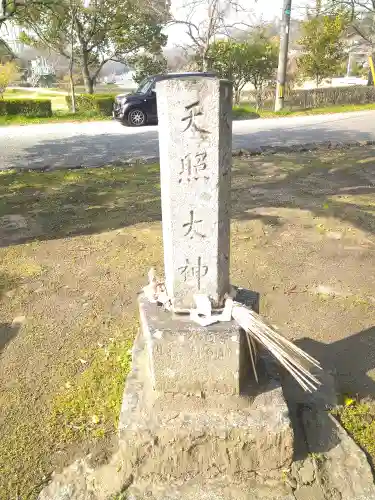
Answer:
[136,78,154,94]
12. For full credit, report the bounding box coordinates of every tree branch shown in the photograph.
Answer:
[1,0,58,23]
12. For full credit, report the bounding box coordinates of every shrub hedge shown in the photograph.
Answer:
[0,99,52,117]
[244,85,375,110]
[289,85,375,109]
[65,94,117,115]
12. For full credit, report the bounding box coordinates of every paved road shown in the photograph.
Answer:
[1,111,375,170]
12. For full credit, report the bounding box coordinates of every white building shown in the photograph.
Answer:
[0,22,25,55]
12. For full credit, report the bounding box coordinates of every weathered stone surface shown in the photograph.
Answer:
[38,459,96,500]
[294,484,325,500]
[126,477,295,499]
[297,458,315,485]
[302,407,375,500]
[37,451,133,500]
[118,332,294,483]
[156,75,232,310]
[139,295,259,395]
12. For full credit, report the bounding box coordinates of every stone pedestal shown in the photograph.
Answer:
[119,329,294,479]
[118,296,294,494]
[139,295,258,396]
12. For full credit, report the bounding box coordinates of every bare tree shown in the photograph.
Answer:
[18,0,167,93]
[327,0,375,83]
[328,1,374,42]
[169,0,256,71]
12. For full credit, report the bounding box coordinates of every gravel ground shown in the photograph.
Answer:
[1,110,375,170]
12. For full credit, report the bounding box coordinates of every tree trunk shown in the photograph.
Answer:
[234,86,241,104]
[202,55,209,72]
[69,59,76,113]
[256,93,262,111]
[254,87,260,111]
[69,8,76,113]
[254,82,263,111]
[84,75,94,94]
[201,46,211,72]
[81,51,94,94]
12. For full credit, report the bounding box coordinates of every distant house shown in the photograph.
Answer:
[0,22,25,56]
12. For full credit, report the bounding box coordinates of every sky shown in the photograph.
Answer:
[166,0,313,47]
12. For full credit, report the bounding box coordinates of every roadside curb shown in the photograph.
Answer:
[232,139,375,157]
[3,139,375,173]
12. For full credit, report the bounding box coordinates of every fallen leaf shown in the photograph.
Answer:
[285,285,297,295]
[344,396,355,407]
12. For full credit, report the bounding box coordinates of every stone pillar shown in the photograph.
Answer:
[156,76,232,311]
[116,75,294,497]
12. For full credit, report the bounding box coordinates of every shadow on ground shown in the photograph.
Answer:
[1,143,375,247]
[297,326,375,399]
[0,164,161,247]
[0,323,20,355]
[275,325,375,460]
[232,145,375,236]
[6,129,159,170]
[4,114,375,170]
[233,112,375,150]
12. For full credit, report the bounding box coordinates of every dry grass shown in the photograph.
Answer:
[0,148,375,497]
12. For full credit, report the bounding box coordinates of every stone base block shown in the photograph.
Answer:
[118,332,294,484]
[126,476,295,500]
[139,289,259,396]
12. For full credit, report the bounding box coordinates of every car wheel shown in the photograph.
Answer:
[127,108,146,127]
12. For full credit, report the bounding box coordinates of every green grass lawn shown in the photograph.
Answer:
[233,102,375,119]
[1,88,114,125]
[2,88,375,126]
[0,111,111,126]
[4,88,69,111]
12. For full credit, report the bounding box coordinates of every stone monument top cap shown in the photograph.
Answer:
[154,71,217,82]
[155,72,232,86]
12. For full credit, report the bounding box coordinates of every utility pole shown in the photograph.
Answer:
[275,0,292,111]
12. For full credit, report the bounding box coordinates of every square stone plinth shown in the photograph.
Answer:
[139,294,258,396]
[118,331,294,483]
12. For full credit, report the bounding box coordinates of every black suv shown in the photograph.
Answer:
[113,72,216,127]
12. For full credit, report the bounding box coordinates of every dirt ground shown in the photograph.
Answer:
[0,148,374,498]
